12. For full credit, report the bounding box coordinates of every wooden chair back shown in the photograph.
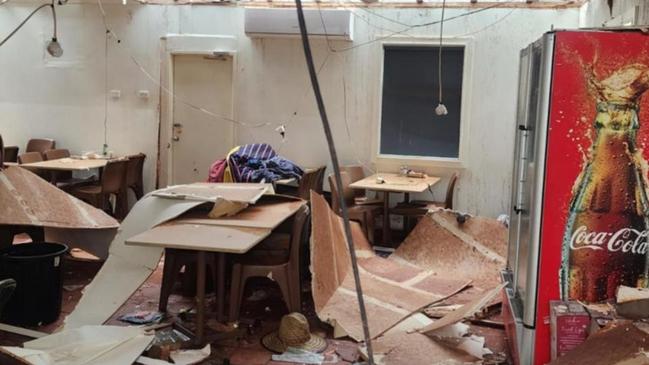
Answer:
[328,172,355,213]
[18,152,43,164]
[342,165,366,198]
[26,138,55,157]
[101,159,128,194]
[125,153,146,188]
[3,146,19,163]
[44,149,72,181]
[445,173,459,209]
[296,166,326,201]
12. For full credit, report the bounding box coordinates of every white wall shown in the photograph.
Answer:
[580,0,649,27]
[0,1,580,217]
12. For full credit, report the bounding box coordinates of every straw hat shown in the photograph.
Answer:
[262,312,327,354]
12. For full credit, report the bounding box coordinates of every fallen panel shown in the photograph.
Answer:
[20,325,153,365]
[174,197,304,229]
[365,331,477,365]
[62,195,206,329]
[0,167,117,229]
[418,284,506,334]
[152,183,269,203]
[310,192,470,341]
[392,211,507,291]
[549,322,649,365]
[64,184,291,329]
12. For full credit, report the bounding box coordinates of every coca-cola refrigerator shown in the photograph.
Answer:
[503,29,649,365]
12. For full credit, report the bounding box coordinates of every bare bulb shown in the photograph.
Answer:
[47,38,63,58]
[435,103,448,116]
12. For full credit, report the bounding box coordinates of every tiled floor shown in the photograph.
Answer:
[0,252,509,364]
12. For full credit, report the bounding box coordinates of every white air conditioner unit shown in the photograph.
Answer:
[244,8,353,41]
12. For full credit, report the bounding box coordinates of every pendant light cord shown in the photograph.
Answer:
[438,0,446,104]
[0,1,55,48]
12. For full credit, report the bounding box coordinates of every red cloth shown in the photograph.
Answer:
[207,159,227,183]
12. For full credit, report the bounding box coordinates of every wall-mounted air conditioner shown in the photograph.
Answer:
[244,8,353,41]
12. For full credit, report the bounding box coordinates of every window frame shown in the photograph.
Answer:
[375,37,473,169]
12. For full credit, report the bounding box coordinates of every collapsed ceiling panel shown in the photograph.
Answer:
[310,192,472,341]
[0,167,118,230]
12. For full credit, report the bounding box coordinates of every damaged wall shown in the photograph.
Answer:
[0,0,579,216]
[580,0,649,27]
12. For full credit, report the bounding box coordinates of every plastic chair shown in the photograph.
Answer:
[328,172,382,244]
[72,159,128,218]
[3,146,18,163]
[229,204,309,321]
[25,138,55,158]
[125,153,146,200]
[44,149,95,190]
[296,166,326,201]
[392,173,460,232]
[158,249,220,313]
[410,173,459,210]
[17,152,42,164]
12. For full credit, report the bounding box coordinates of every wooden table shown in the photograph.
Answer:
[350,173,440,244]
[19,157,109,171]
[125,197,305,345]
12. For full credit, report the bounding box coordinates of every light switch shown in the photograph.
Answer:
[109,89,121,99]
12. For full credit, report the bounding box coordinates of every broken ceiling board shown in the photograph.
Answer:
[153,183,269,203]
[63,195,206,329]
[0,167,118,229]
[126,223,270,253]
[418,284,506,334]
[368,331,476,365]
[22,325,154,365]
[310,192,470,341]
[392,211,507,290]
[174,198,305,230]
[549,323,649,365]
[45,228,117,260]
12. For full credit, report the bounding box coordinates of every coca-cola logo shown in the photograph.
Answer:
[570,225,649,254]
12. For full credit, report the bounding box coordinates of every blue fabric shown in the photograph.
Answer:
[228,143,303,183]
[249,156,303,183]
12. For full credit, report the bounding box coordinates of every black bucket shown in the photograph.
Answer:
[0,242,68,326]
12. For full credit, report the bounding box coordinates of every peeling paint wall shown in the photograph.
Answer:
[0,1,580,216]
[580,0,649,27]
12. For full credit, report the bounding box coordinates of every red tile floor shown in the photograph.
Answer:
[0,250,511,364]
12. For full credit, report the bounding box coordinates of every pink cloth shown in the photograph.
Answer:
[207,159,227,183]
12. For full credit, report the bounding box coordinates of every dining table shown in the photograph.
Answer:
[17,157,111,171]
[350,172,441,244]
[125,195,306,345]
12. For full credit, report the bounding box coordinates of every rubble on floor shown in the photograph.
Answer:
[310,192,508,365]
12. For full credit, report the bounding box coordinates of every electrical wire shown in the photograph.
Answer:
[437,0,446,105]
[0,2,53,49]
[295,0,375,363]
[323,2,505,53]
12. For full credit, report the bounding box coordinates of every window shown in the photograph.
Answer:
[379,45,465,159]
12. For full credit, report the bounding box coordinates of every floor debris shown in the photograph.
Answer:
[310,193,472,341]
[3,325,153,365]
[549,322,649,365]
[63,184,270,329]
[392,210,507,291]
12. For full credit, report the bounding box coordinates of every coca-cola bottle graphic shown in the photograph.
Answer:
[561,64,649,302]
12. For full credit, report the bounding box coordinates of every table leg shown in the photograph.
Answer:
[195,251,206,346]
[217,252,226,322]
[403,192,410,232]
[382,192,391,245]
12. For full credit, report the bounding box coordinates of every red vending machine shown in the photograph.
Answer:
[503,29,649,365]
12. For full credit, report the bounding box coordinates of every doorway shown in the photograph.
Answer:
[171,54,234,184]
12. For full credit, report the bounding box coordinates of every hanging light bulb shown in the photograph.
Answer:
[47,37,63,57]
[47,1,63,57]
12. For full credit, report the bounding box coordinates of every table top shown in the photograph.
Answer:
[350,173,441,193]
[125,197,305,253]
[19,158,109,171]
[125,223,271,253]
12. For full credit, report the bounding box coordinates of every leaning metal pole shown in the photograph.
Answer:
[294,2,375,364]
